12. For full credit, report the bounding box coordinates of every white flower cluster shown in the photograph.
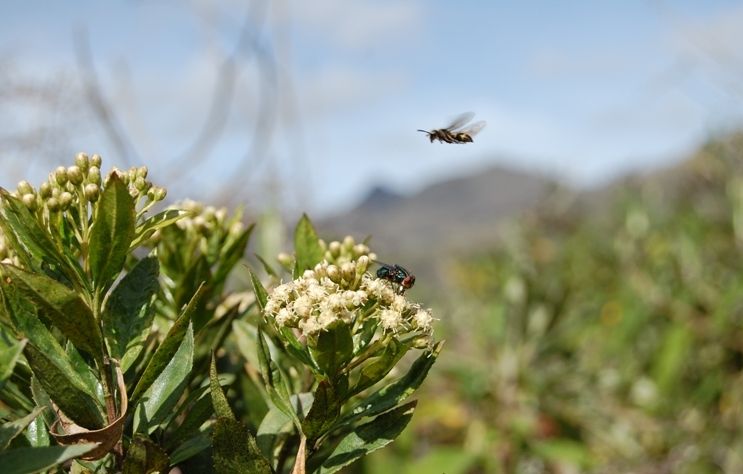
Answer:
[264,258,434,340]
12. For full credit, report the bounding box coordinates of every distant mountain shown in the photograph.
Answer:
[318,166,556,263]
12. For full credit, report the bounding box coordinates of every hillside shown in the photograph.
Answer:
[319,166,555,262]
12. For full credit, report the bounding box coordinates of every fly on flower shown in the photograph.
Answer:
[375,261,416,294]
[417,112,486,144]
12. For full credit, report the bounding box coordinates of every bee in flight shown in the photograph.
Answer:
[375,261,416,294]
[418,112,486,144]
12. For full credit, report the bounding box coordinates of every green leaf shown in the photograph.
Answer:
[256,393,314,460]
[130,209,187,248]
[239,371,270,431]
[255,327,272,384]
[301,380,341,443]
[310,323,353,377]
[0,189,81,286]
[24,345,105,429]
[255,254,279,278]
[339,341,442,427]
[0,407,45,450]
[209,354,234,420]
[235,319,316,374]
[0,444,98,474]
[175,254,211,314]
[212,417,272,474]
[2,264,102,359]
[3,287,98,403]
[102,256,159,372]
[165,390,214,451]
[257,393,313,438]
[293,214,324,278]
[232,320,261,371]
[65,342,103,405]
[169,431,211,466]
[318,401,417,474]
[88,172,136,293]
[30,377,57,432]
[122,434,170,474]
[131,284,206,404]
[2,285,103,429]
[133,322,194,434]
[248,268,268,311]
[279,327,318,371]
[213,223,254,288]
[256,328,300,429]
[351,339,405,396]
[0,338,26,383]
[25,414,50,448]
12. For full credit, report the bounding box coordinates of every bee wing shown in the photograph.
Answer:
[460,120,487,136]
[444,112,475,131]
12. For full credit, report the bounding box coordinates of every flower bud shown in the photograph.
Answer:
[356,255,370,275]
[46,197,60,212]
[277,252,293,267]
[16,180,33,196]
[55,167,68,186]
[39,182,52,199]
[87,166,101,185]
[134,176,147,191]
[326,265,341,283]
[192,215,206,232]
[84,183,100,202]
[342,235,355,250]
[215,208,227,223]
[152,187,167,201]
[341,262,355,281]
[412,335,433,349]
[137,166,148,179]
[90,154,102,168]
[67,166,84,185]
[21,194,36,210]
[75,152,90,171]
[329,241,341,258]
[353,243,369,257]
[59,192,73,210]
[203,206,216,222]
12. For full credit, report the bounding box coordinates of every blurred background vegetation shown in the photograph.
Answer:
[358,133,743,473]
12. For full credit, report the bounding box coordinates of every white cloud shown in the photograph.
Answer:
[279,0,423,50]
[667,4,743,86]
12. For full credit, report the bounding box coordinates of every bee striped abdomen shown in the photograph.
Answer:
[418,112,486,144]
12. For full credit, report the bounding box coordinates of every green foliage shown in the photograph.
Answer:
[0,155,434,473]
[89,173,136,294]
[293,213,324,278]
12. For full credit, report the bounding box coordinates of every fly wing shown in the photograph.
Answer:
[461,120,487,136]
[444,112,475,131]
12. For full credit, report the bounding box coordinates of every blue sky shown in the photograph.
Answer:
[2,1,743,215]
